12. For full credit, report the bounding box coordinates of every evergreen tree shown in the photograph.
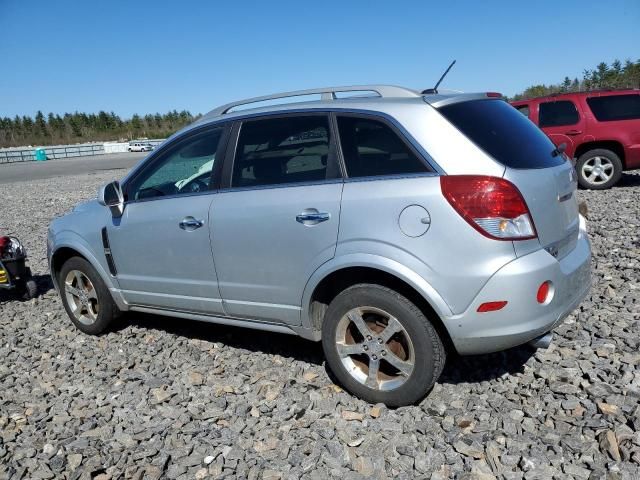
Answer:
[511,58,639,100]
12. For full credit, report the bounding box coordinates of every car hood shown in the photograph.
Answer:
[73,199,100,213]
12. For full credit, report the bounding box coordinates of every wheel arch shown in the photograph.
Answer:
[302,256,455,350]
[50,235,116,292]
[574,141,626,168]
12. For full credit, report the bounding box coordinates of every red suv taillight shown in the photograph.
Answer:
[440,175,537,241]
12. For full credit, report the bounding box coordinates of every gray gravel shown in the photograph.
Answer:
[0,170,639,480]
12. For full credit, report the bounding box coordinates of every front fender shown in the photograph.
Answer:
[49,229,119,292]
[300,253,453,331]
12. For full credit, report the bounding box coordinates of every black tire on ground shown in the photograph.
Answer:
[321,284,446,407]
[576,148,623,190]
[58,256,119,335]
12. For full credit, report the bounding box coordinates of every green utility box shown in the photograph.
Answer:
[34,148,47,161]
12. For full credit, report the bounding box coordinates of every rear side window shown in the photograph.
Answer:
[438,99,565,169]
[336,116,429,178]
[586,94,640,121]
[515,105,530,117]
[539,101,579,127]
[232,115,333,188]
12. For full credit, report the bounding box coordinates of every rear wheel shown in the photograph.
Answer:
[576,149,622,190]
[321,284,445,406]
[59,257,119,334]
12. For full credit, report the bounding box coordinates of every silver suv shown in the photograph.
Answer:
[48,85,591,406]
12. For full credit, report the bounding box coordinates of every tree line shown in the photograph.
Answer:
[0,110,200,148]
[511,58,640,100]
[2,58,639,148]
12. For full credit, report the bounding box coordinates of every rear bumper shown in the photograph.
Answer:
[444,215,591,355]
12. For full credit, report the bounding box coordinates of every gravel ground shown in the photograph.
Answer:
[0,170,639,480]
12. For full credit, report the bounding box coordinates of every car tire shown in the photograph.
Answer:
[321,284,446,407]
[58,256,119,335]
[576,149,622,190]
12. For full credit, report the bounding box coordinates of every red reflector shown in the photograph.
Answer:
[477,301,508,313]
[537,281,550,304]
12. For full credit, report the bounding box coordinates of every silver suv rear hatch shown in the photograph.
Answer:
[437,98,579,259]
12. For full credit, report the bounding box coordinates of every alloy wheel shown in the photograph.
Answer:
[335,306,415,391]
[581,156,614,185]
[64,270,99,325]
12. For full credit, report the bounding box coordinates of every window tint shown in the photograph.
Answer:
[336,116,428,178]
[515,105,530,118]
[539,100,579,127]
[232,116,332,187]
[130,127,223,200]
[438,99,565,169]
[586,94,640,121]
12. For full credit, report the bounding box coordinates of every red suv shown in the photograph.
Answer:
[511,90,640,189]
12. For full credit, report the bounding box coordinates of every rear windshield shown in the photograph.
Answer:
[438,99,565,169]
[586,94,640,122]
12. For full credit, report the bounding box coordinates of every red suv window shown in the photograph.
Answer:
[586,94,640,122]
[539,101,579,127]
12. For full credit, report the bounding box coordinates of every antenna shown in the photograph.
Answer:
[421,60,457,94]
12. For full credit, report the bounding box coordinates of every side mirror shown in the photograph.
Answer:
[98,181,125,218]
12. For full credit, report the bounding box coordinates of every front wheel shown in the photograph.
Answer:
[58,257,119,334]
[576,149,622,190]
[321,284,446,406]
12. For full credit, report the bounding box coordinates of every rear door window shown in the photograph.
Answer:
[586,94,640,121]
[438,99,565,169]
[336,116,430,178]
[232,115,336,188]
[539,100,579,127]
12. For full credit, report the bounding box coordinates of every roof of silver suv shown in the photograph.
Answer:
[197,85,494,124]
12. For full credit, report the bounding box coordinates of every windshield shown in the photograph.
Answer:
[438,99,565,169]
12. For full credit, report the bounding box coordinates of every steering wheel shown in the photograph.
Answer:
[180,178,208,193]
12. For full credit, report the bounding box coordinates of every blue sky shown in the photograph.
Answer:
[1,0,638,118]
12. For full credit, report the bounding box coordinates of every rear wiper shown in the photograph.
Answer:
[552,142,567,158]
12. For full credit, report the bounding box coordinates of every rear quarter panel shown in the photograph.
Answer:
[335,176,517,315]
[579,94,640,168]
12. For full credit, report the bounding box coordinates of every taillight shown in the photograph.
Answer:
[440,175,537,240]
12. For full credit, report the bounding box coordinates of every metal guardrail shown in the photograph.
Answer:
[0,150,35,164]
[0,139,166,164]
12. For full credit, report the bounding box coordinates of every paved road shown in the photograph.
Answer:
[0,152,146,184]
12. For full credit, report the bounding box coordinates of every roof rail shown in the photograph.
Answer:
[206,85,420,117]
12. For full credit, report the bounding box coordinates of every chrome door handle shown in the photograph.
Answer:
[179,216,204,231]
[296,210,330,225]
